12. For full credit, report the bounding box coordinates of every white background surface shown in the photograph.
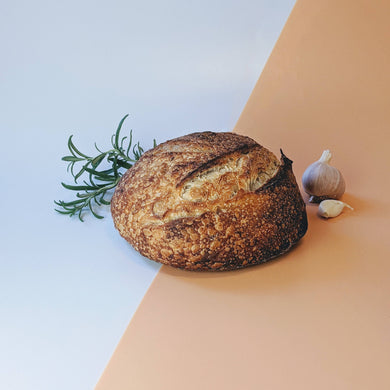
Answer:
[0,1,295,388]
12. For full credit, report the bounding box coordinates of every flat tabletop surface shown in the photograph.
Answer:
[96,0,390,389]
[0,1,295,388]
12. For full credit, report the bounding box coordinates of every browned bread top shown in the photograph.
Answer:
[111,131,307,271]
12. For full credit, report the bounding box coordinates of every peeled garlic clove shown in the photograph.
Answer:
[302,150,345,202]
[318,200,353,218]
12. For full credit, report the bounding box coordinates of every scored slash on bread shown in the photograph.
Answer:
[111,131,307,271]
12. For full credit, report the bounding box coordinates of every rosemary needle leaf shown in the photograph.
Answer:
[56,198,85,206]
[94,142,104,154]
[100,197,111,206]
[61,183,100,191]
[113,114,129,149]
[78,211,84,222]
[120,136,128,150]
[54,208,72,215]
[126,130,133,157]
[91,154,106,168]
[74,167,87,183]
[55,115,154,221]
[62,156,85,162]
[68,135,90,159]
[89,200,104,219]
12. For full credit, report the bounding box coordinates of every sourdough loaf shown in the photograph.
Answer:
[111,131,307,271]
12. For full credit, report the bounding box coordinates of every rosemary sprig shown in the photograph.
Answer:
[55,114,155,221]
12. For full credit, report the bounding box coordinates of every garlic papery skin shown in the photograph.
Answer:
[318,200,353,218]
[302,150,345,202]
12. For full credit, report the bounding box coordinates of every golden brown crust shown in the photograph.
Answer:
[111,132,307,271]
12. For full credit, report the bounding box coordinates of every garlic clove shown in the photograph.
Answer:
[302,150,345,202]
[318,199,353,218]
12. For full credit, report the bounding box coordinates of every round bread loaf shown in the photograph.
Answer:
[111,131,307,271]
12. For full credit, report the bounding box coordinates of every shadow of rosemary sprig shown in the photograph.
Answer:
[55,114,156,221]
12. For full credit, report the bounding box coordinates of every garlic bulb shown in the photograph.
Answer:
[318,200,353,218]
[302,150,345,202]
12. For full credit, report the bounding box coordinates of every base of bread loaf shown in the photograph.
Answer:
[111,132,307,271]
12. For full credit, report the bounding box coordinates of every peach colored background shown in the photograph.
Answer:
[96,0,390,388]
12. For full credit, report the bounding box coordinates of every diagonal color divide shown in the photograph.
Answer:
[96,0,390,388]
